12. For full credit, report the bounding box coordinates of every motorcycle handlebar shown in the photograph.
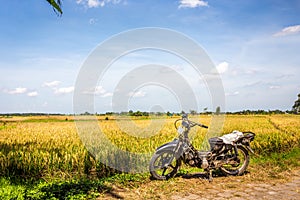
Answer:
[189,121,208,129]
[174,118,208,129]
[199,124,209,129]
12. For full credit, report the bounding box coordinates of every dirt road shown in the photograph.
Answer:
[171,171,300,200]
[98,169,300,200]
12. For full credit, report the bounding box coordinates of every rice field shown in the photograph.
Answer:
[0,114,299,180]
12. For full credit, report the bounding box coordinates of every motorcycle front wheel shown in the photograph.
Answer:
[149,150,181,180]
[220,145,249,176]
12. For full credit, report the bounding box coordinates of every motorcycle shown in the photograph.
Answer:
[149,114,255,181]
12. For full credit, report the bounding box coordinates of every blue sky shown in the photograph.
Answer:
[0,0,300,113]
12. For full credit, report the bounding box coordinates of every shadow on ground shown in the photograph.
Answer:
[176,170,251,180]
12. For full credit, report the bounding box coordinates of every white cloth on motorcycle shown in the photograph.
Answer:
[219,130,243,145]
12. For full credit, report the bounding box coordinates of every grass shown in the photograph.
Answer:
[251,147,300,176]
[0,114,299,199]
[0,149,299,199]
[0,172,150,200]
[0,177,106,200]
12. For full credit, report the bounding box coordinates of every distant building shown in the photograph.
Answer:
[292,94,300,114]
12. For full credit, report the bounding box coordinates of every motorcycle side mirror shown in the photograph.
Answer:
[182,113,188,119]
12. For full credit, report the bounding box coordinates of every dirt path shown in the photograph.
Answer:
[98,169,300,200]
[171,171,300,200]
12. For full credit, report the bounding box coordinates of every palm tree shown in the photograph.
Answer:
[46,0,63,15]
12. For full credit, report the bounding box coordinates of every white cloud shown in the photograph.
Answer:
[76,0,101,8]
[89,18,98,25]
[43,81,61,88]
[42,102,48,107]
[77,0,122,8]
[27,91,38,97]
[101,92,113,97]
[94,86,106,95]
[243,81,263,87]
[216,61,229,74]
[244,69,259,75]
[231,67,260,76]
[179,0,208,8]
[128,91,146,98]
[83,86,113,97]
[54,87,74,95]
[273,25,300,37]
[225,91,239,96]
[269,85,280,89]
[7,87,28,94]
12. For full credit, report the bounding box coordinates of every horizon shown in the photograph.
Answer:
[0,108,295,116]
[1,0,299,113]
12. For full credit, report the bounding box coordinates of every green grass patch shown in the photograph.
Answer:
[252,147,300,170]
[0,124,16,130]
[0,125,6,131]
[0,173,149,200]
[0,178,26,200]
[105,172,149,187]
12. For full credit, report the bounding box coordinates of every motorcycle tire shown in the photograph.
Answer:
[149,149,181,180]
[220,145,250,176]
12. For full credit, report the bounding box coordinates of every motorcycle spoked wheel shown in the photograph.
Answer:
[149,150,181,180]
[220,145,250,176]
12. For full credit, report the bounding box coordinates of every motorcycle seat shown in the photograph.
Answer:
[209,137,224,145]
[209,137,224,151]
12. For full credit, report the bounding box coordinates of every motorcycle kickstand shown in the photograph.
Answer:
[206,169,213,182]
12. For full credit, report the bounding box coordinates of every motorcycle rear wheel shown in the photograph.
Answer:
[149,150,181,180]
[220,145,249,176]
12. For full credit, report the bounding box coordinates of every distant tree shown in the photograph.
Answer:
[215,106,221,115]
[120,111,128,116]
[142,112,149,116]
[155,112,164,116]
[292,93,300,114]
[134,111,142,116]
[46,0,63,15]
[190,110,197,115]
[128,110,133,116]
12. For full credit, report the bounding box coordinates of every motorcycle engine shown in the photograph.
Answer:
[183,149,199,167]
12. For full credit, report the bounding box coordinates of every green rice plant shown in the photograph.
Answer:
[0,114,299,181]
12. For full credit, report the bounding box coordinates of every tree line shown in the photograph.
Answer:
[85,109,296,117]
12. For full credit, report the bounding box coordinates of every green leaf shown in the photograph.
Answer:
[46,0,63,15]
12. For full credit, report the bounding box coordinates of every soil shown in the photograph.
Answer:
[97,168,300,200]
